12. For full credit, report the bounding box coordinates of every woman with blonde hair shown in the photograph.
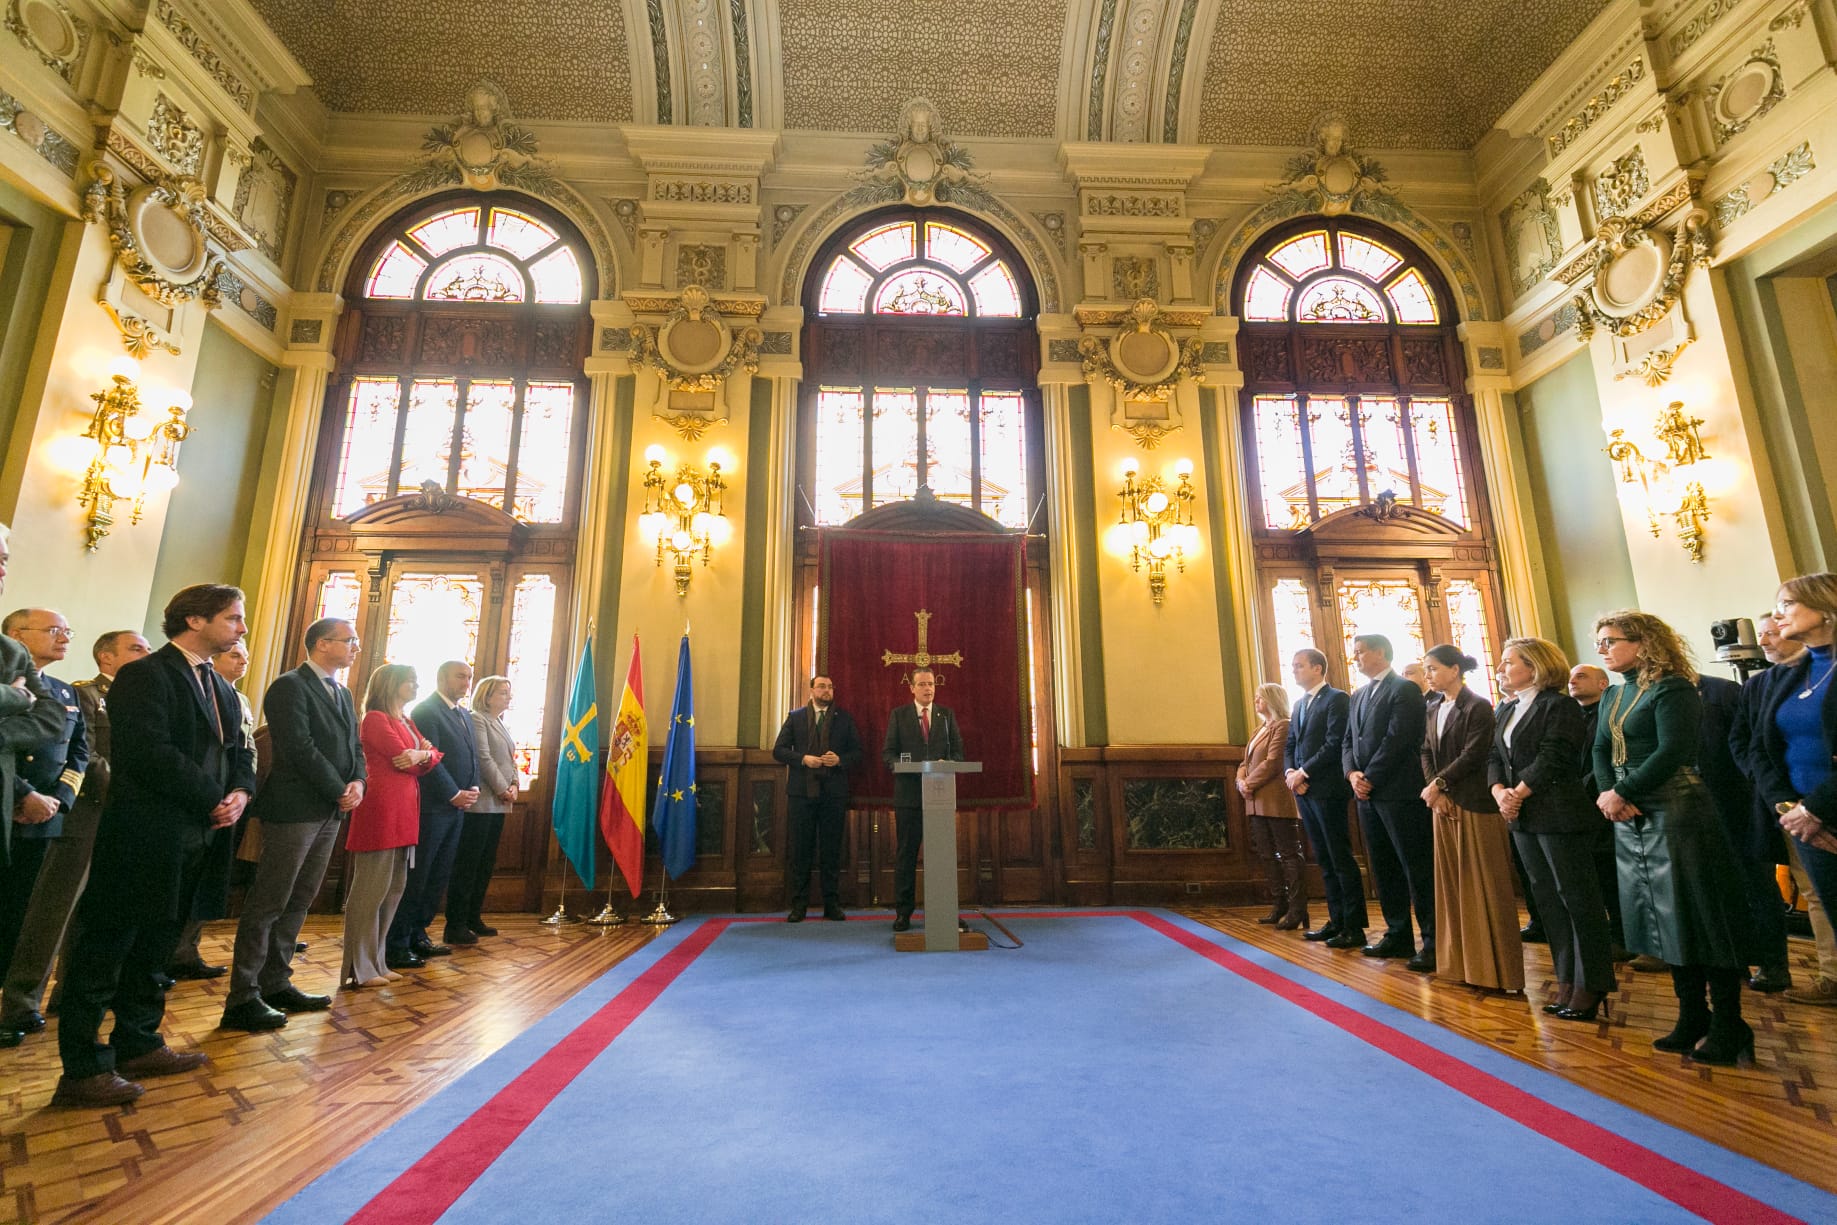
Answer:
[1490,637,1613,1019]
[342,664,442,987]
[448,675,518,943]
[1240,682,1307,928]
[1593,610,1750,1063]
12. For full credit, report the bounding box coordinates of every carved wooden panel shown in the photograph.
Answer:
[973,327,1036,381]
[1300,335,1394,385]
[359,314,408,364]
[1242,334,1293,383]
[808,325,866,380]
[871,326,965,380]
[474,319,519,367]
[531,319,577,367]
[418,316,466,364]
[1399,338,1448,387]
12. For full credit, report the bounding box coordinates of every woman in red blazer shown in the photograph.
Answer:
[341,664,441,988]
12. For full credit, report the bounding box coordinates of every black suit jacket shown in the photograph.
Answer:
[411,694,481,813]
[1488,688,1593,834]
[248,664,366,824]
[0,635,69,861]
[1422,686,1496,812]
[1730,665,1793,863]
[12,672,90,841]
[1751,651,1837,823]
[1578,700,1602,794]
[80,645,256,924]
[881,703,964,808]
[1343,672,1428,799]
[1695,674,1753,844]
[772,704,864,802]
[1284,686,1350,801]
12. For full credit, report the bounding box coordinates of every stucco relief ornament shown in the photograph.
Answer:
[1274,114,1393,217]
[1572,210,1712,341]
[399,81,558,196]
[629,285,764,398]
[81,164,222,309]
[861,98,978,207]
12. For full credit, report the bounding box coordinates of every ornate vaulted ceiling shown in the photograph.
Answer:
[251,0,1611,149]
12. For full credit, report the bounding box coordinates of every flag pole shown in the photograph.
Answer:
[545,614,595,926]
[588,863,625,925]
[642,873,677,925]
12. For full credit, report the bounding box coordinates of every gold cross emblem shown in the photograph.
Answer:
[881,609,964,680]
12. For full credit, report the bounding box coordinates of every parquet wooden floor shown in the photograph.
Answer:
[2,907,1834,1223]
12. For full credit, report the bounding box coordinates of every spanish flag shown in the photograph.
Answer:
[600,634,647,897]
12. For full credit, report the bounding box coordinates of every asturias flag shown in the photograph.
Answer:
[652,631,698,880]
[551,638,599,889]
[600,634,647,897]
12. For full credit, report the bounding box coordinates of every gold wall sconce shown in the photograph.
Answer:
[638,445,731,595]
[77,356,192,552]
[1604,400,1712,562]
[1114,456,1199,604]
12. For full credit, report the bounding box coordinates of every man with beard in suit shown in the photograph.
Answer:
[774,674,864,922]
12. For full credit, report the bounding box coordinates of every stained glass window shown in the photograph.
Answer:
[333,376,403,517]
[1270,577,1319,701]
[314,572,363,627]
[1306,396,1363,514]
[486,208,559,260]
[1386,267,1438,323]
[925,391,975,512]
[383,572,483,695]
[818,259,873,313]
[1297,277,1387,323]
[514,382,575,522]
[1337,233,1402,280]
[926,224,990,272]
[505,573,557,782]
[425,252,525,302]
[870,390,921,504]
[1356,398,1415,507]
[979,391,1029,529]
[1243,267,1293,321]
[1446,579,1496,704]
[968,263,1022,317]
[813,389,865,523]
[875,271,965,315]
[1253,395,1308,529]
[366,242,426,299]
[851,221,916,270]
[397,378,459,494]
[1269,231,1331,279]
[450,380,516,508]
[407,208,482,256]
[529,248,583,304]
[1408,398,1470,526]
[1337,579,1425,690]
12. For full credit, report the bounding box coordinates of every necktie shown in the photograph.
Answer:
[920,707,931,739]
[1293,693,1308,733]
[196,663,224,740]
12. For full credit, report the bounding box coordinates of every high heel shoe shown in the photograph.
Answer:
[1690,1018,1755,1066]
[1652,1009,1711,1052]
[1542,983,1573,1015]
[1554,991,1611,1022]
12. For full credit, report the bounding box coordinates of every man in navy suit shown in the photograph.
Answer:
[220,619,365,1031]
[387,660,479,968]
[1284,648,1365,949]
[1342,633,1436,971]
[880,667,964,932]
[773,674,864,922]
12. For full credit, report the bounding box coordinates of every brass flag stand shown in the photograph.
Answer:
[642,875,677,925]
[587,867,626,926]
[540,852,583,926]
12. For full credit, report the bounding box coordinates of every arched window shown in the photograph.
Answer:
[1233,218,1504,700]
[289,192,594,908]
[800,210,1040,528]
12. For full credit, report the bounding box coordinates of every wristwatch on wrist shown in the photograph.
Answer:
[1433,776,1448,791]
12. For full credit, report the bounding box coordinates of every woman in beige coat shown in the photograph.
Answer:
[1239,682,1306,928]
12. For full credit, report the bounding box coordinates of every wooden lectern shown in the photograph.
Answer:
[891,760,986,952]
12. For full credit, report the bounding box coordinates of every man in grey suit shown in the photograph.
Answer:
[880,667,964,932]
[1343,633,1437,971]
[220,619,364,1032]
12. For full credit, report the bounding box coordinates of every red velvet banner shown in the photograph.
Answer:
[819,530,1032,807]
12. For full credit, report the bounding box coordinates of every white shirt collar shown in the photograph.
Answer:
[305,659,336,684]
[1305,680,1329,697]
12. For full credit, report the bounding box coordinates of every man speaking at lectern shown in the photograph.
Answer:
[882,668,964,932]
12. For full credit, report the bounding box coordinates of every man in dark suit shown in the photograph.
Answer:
[1568,662,1628,961]
[774,674,864,922]
[1722,651,1795,994]
[220,619,365,1032]
[1343,633,1437,971]
[52,584,256,1107]
[0,608,89,1043]
[1283,648,1365,949]
[387,660,480,968]
[0,529,71,878]
[2,630,147,1038]
[880,667,964,932]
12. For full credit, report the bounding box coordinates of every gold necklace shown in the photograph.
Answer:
[1606,680,1650,768]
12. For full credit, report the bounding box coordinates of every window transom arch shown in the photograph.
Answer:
[1232,217,1505,702]
[813,213,1030,319]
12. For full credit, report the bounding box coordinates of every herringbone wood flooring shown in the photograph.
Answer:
[2,908,1834,1223]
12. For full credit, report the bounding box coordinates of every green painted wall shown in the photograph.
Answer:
[1066,383,1107,744]
[145,319,277,633]
[0,181,68,479]
[1515,352,1636,665]
[735,376,773,745]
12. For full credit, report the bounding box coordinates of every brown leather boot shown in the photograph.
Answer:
[1275,857,1309,930]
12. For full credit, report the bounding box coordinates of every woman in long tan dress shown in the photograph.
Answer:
[1239,683,1305,928]
[1422,644,1524,991]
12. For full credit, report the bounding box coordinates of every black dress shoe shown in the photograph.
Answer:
[823,903,846,922]
[411,940,452,957]
[1325,930,1366,949]
[469,922,498,937]
[1362,937,1413,959]
[263,986,332,1013]
[2,1008,46,1034]
[152,972,176,991]
[442,927,479,946]
[1748,966,1792,994]
[295,942,309,953]
[167,960,228,980]
[1302,925,1342,942]
[1406,950,1436,973]
[385,951,426,970]
[0,1028,22,1048]
[892,913,912,933]
[220,999,288,1032]
[786,909,805,923]
[1519,923,1546,944]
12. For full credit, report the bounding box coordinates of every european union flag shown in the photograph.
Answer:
[550,639,598,889]
[652,631,698,880]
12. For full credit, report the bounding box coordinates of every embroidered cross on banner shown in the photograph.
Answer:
[881,608,965,683]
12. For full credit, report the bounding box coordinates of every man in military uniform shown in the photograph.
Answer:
[0,629,147,1038]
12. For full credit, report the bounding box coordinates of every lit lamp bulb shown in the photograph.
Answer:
[1148,536,1174,559]
[672,482,696,508]
[1121,456,1140,479]
[690,511,712,536]
[1144,490,1170,516]
[670,528,694,552]
[644,444,668,466]
[1131,519,1150,545]
[106,354,141,384]
[1173,457,1195,479]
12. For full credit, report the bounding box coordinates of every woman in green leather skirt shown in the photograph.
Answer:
[1592,611,1752,1064]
